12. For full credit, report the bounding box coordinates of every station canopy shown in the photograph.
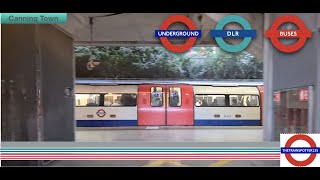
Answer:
[56,13,264,60]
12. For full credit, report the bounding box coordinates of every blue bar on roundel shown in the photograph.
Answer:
[155,30,202,38]
[210,30,256,38]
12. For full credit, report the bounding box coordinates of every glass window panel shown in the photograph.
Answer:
[195,95,226,107]
[169,87,181,107]
[75,94,100,107]
[151,87,163,107]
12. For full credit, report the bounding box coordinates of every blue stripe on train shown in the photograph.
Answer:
[77,119,261,127]
[194,119,261,126]
[77,120,138,127]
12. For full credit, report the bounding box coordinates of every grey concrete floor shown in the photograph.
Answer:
[75,126,263,142]
[48,126,280,167]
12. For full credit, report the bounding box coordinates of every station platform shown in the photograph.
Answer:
[3,126,276,167]
[76,126,263,142]
[55,126,276,167]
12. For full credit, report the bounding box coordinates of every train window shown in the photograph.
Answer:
[104,93,137,107]
[75,94,100,107]
[195,95,226,107]
[151,87,163,107]
[229,95,259,107]
[169,87,181,107]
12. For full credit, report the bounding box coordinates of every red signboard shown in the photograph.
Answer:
[274,92,280,102]
[299,89,308,101]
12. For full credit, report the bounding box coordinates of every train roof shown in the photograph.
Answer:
[75,79,264,86]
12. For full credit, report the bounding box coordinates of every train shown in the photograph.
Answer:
[75,79,264,127]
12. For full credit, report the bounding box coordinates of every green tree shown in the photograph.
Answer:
[75,46,263,79]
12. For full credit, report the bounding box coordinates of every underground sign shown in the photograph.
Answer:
[155,15,201,53]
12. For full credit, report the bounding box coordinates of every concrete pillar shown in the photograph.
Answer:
[2,24,75,165]
[263,13,275,141]
[315,14,320,133]
[38,25,75,141]
[2,25,39,141]
[263,13,320,140]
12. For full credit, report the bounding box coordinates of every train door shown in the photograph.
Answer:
[138,85,166,126]
[138,84,194,126]
[166,85,194,125]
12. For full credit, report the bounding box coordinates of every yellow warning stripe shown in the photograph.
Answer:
[208,160,232,167]
[143,160,191,167]
[168,161,191,167]
[143,160,172,167]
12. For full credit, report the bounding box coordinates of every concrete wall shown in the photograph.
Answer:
[2,25,38,141]
[315,15,320,133]
[263,13,320,140]
[272,14,319,90]
[2,24,75,143]
[39,25,75,141]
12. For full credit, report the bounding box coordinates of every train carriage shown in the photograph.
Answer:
[193,86,261,126]
[75,79,263,127]
[75,84,138,127]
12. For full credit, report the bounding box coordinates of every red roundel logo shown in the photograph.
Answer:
[96,109,106,118]
[265,15,312,53]
[285,134,317,166]
[159,15,198,53]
